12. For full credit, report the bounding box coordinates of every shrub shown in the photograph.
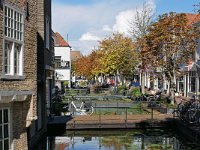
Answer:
[129,87,141,97]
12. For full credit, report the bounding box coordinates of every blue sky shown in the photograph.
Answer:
[52,0,200,55]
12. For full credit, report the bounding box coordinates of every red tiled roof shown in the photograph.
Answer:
[54,32,69,47]
[185,13,200,26]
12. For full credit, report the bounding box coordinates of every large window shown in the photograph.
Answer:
[0,108,9,150]
[3,5,24,76]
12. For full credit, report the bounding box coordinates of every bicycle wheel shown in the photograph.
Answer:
[83,105,94,115]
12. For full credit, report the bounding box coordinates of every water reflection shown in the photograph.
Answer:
[36,129,199,150]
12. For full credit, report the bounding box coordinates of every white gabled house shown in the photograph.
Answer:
[53,32,71,90]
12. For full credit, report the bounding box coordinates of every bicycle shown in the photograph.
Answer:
[65,96,94,116]
[174,98,200,125]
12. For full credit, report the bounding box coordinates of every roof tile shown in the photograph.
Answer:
[185,13,200,25]
[54,32,69,47]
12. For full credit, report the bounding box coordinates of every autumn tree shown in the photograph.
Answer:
[88,50,103,79]
[144,12,199,104]
[72,50,102,80]
[72,56,90,78]
[98,33,139,82]
[128,2,154,93]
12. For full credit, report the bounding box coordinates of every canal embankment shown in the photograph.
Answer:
[47,113,200,146]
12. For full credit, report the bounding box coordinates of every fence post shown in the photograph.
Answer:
[117,102,118,114]
[73,120,75,129]
[99,113,101,128]
[125,107,127,128]
[95,103,96,113]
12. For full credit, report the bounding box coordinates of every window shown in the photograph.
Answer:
[177,76,184,93]
[4,42,11,74]
[55,56,61,68]
[55,56,70,69]
[14,44,21,75]
[0,109,10,150]
[3,5,24,77]
[4,6,23,41]
[61,61,70,68]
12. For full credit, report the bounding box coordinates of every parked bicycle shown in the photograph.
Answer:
[63,96,94,116]
[131,91,161,107]
[173,97,200,125]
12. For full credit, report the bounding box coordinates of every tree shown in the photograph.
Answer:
[144,12,199,104]
[98,33,139,80]
[193,2,200,14]
[72,50,102,81]
[128,2,154,93]
[128,2,154,41]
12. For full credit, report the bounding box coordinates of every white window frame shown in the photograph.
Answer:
[0,108,10,150]
[2,4,24,79]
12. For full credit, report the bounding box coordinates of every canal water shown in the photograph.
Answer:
[35,129,200,150]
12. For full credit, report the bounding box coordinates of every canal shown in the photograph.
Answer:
[34,129,200,150]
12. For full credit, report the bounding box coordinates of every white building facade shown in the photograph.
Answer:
[54,32,71,90]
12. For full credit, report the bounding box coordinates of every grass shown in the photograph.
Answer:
[93,103,148,115]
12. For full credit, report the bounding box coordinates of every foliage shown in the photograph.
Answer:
[128,2,154,94]
[143,12,199,103]
[117,85,127,95]
[52,102,62,116]
[63,81,69,86]
[129,87,141,97]
[78,80,88,88]
[72,50,102,79]
[73,33,140,81]
[98,33,140,77]
[144,13,199,81]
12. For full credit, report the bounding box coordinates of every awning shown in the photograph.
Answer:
[0,90,34,103]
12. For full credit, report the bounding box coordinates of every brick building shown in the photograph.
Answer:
[0,0,53,149]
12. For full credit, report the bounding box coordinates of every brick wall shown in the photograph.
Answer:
[0,0,50,149]
[0,0,37,91]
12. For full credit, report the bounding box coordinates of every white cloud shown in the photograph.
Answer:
[113,9,136,35]
[80,32,100,41]
[52,0,156,55]
[70,40,99,56]
[102,25,113,32]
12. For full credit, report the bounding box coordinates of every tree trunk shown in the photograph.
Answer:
[141,72,145,94]
[169,81,175,105]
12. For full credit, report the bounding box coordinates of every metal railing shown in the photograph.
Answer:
[64,101,173,128]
